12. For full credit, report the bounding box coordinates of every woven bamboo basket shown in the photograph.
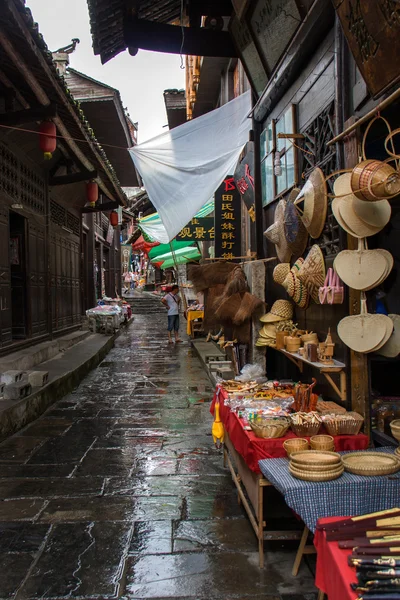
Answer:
[250,419,290,439]
[283,438,309,457]
[310,435,335,451]
[290,421,321,437]
[390,420,400,442]
[323,412,364,436]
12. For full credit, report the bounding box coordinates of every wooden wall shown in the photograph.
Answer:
[260,28,349,402]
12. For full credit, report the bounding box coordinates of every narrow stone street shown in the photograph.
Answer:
[0,293,316,599]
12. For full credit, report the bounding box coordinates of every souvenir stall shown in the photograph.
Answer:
[203,108,400,573]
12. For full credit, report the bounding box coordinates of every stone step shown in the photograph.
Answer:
[0,330,91,373]
[58,330,91,352]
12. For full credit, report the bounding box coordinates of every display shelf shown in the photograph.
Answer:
[272,347,346,401]
[372,429,397,447]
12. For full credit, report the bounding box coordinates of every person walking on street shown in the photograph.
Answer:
[161,284,183,344]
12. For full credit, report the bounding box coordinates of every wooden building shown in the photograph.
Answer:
[62,66,140,306]
[86,0,400,440]
[0,0,126,354]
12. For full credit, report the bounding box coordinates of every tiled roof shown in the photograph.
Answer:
[87,0,182,64]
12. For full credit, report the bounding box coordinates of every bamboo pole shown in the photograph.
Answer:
[327,85,400,147]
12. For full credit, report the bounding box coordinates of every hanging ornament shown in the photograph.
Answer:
[86,181,98,208]
[39,121,56,160]
[109,211,118,228]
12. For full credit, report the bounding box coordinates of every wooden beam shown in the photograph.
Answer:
[49,169,97,186]
[123,18,237,58]
[0,103,57,126]
[81,201,119,213]
[0,69,30,109]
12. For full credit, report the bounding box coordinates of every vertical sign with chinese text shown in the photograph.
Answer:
[214,176,242,261]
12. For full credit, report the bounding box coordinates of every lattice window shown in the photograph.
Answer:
[50,200,66,227]
[0,142,45,213]
[300,101,340,258]
[66,211,80,236]
[20,163,45,214]
[0,142,22,202]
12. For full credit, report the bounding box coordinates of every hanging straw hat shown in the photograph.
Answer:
[282,259,310,310]
[273,263,291,285]
[284,188,309,258]
[333,174,386,238]
[294,168,327,239]
[264,199,291,262]
[260,299,293,322]
[297,245,326,304]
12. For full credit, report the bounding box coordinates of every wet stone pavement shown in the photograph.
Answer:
[0,293,317,599]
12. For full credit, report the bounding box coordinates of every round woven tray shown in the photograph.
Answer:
[290,460,342,473]
[395,447,400,458]
[290,450,342,467]
[289,464,344,481]
[342,452,400,476]
[250,420,290,439]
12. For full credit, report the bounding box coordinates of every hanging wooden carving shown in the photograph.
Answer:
[333,0,400,97]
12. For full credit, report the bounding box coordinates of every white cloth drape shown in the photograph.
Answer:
[129,91,251,243]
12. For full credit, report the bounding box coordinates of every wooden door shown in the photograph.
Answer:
[28,223,47,337]
[0,204,12,347]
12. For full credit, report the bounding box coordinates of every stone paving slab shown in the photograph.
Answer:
[0,303,317,599]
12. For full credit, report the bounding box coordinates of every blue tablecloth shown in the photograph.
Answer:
[258,448,400,532]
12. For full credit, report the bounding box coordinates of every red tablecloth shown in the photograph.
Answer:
[314,517,357,600]
[211,387,369,473]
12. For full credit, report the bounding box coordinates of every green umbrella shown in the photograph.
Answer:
[160,249,202,269]
[148,240,195,260]
[151,245,200,263]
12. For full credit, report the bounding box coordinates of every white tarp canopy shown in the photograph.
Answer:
[129,91,251,243]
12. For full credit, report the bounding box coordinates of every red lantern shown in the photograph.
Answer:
[86,181,98,208]
[109,211,118,228]
[39,121,57,160]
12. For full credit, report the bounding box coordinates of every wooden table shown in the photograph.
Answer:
[223,432,313,569]
[186,310,204,337]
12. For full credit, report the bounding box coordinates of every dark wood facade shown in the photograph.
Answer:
[0,0,126,354]
[0,137,82,351]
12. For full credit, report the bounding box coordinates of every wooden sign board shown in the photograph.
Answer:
[176,217,214,241]
[214,176,242,261]
[333,0,400,97]
[233,141,256,212]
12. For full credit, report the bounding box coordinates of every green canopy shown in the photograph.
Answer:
[148,240,196,260]
[160,250,201,269]
[151,245,201,263]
